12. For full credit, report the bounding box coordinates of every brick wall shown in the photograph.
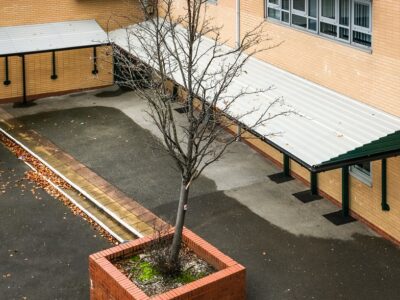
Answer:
[89,228,246,300]
[0,0,143,103]
[0,0,142,30]
[206,0,400,116]
[173,0,400,117]
[0,47,113,103]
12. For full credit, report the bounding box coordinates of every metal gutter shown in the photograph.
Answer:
[0,43,110,58]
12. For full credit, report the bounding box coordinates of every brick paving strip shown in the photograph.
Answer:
[0,107,166,241]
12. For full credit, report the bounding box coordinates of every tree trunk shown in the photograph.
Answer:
[169,178,190,266]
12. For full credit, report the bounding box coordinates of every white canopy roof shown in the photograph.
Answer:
[110,20,400,171]
[0,20,108,56]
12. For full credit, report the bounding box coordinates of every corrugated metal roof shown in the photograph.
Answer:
[110,20,400,171]
[0,20,107,56]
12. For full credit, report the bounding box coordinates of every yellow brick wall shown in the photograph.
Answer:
[0,0,142,30]
[169,1,400,242]
[0,47,113,102]
[0,0,143,103]
[192,0,400,117]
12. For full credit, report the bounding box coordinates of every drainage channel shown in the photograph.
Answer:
[0,128,138,243]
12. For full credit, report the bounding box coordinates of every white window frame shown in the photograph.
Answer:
[267,0,282,21]
[292,0,307,16]
[349,162,372,186]
[281,0,292,23]
[264,0,372,49]
[352,0,372,34]
[319,0,337,24]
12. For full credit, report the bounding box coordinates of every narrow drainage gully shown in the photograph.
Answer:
[0,130,137,244]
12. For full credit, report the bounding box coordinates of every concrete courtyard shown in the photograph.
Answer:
[1,86,399,299]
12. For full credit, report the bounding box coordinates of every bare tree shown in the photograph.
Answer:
[109,0,293,271]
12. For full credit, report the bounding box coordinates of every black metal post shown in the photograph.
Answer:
[51,51,58,80]
[92,46,98,75]
[342,166,349,217]
[4,56,11,85]
[310,172,318,195]
[381,159,390,211]
[21,55,27,105]
[283,154,290,177]
[172,84,179,101]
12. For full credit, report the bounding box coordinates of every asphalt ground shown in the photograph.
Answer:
[0,143,110,300]
[8,103,400,300]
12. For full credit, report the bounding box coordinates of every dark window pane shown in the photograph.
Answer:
[353,31,371,47]
[308,0,317,18]
[354,2,370,28]
[268,7,281,20]
[282,11,290,23]
[292,14,307,28]
[282,0,290,10]
[354,162,371,175]
[320,22,337,37]
[308,19,317,31]
[269,0,279,4]
[339,27,349,40]
[321,0,335,19]
[339,0,350,26]
[293,0,305,12]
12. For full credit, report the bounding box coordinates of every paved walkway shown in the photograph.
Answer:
[1,86,400,299]
[0,143,110,300]
[0,109,162,240]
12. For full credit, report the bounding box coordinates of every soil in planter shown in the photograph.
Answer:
[113,245,215,296]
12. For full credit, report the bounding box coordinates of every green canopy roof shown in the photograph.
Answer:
[312,131,400,172]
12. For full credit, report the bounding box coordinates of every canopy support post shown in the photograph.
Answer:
[4,56,11,85]
[342,166,349,217]
[236,124,242,142]
[51,51,58,80]
[283,154,290,177]
[310,172,318,195]
[381,159,390,211]
[21,55,27,105]
[13,54,35,107]
[92,46,98,75]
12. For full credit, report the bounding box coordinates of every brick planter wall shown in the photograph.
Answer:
[89,228,246,300]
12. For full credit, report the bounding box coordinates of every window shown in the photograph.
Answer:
[265,0,372,48]
[350,162,372,186]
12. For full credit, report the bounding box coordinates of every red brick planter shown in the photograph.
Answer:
[89,228,246,299]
